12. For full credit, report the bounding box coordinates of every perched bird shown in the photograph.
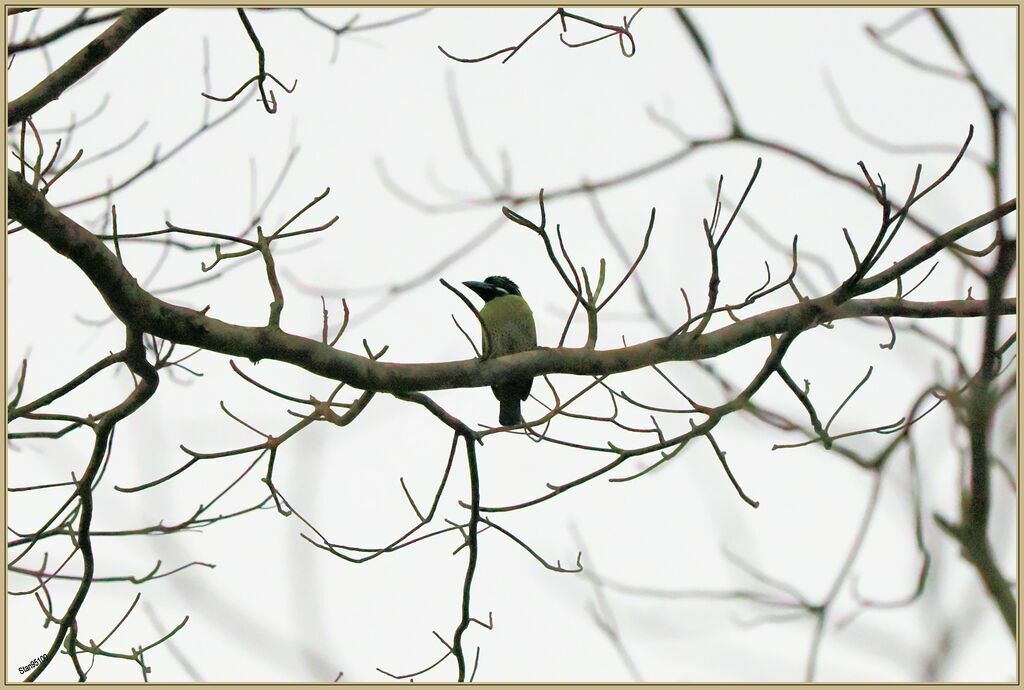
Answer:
[462,276,537,426]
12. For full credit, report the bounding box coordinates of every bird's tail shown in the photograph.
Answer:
[498,398,523,427]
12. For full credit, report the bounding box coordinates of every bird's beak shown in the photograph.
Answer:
[462,280,490,300]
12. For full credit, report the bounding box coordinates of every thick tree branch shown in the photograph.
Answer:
[7,9,124,54]
[8,9,165,126]
[452,435,481,681]
[24,328,158,681]
[8,171,1015,396]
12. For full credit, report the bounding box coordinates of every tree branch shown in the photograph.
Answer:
[8,170,1015,397]
[8,9,165,126]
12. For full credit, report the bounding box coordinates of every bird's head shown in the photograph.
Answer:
[462,275,522,303]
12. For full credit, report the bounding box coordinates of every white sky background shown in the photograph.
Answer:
[5,5,1018,683]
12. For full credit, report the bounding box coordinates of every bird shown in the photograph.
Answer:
[462,275,537,426]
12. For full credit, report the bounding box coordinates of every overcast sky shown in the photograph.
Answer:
[6,6,1018,682]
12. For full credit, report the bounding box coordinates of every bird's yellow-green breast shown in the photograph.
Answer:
[480,294,537,358]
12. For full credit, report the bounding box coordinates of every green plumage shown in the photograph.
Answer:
[479,295,537,425]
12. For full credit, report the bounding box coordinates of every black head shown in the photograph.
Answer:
[462,275,522,303]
